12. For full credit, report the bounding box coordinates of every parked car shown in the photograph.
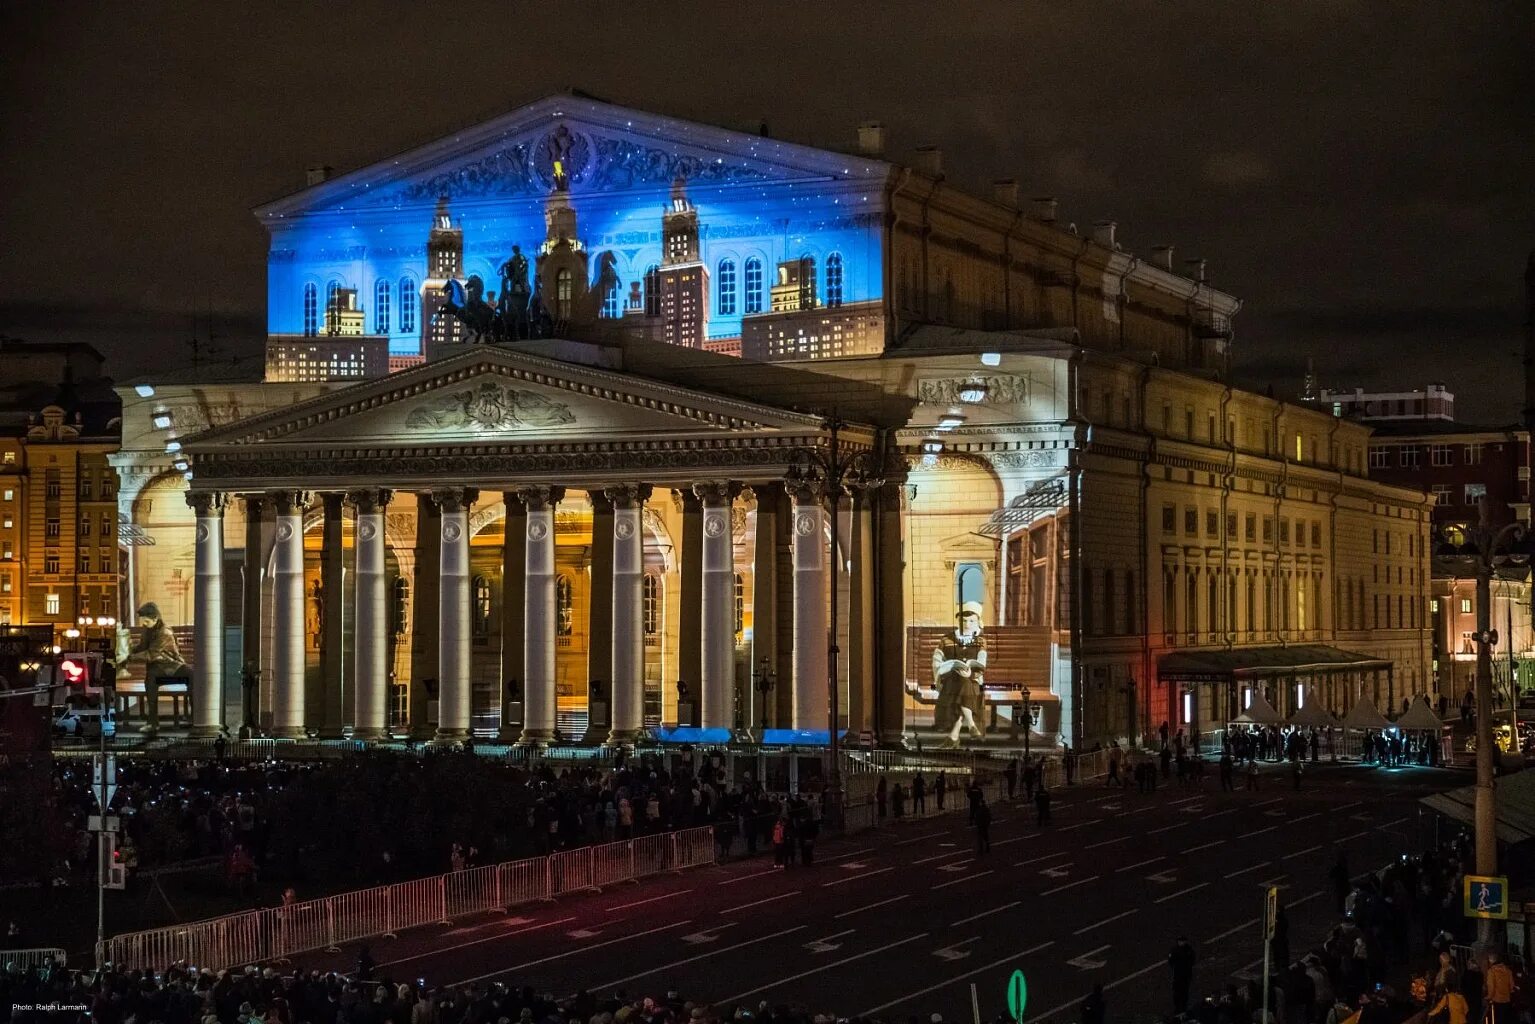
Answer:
[53,704,116,739]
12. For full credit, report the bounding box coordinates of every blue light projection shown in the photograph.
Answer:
[263,121,886,358]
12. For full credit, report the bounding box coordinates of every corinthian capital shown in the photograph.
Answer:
[185,491,229,517]
[430,487,479,514]
[270,490,312,516]
[515,485,565,512]
[692,481,739,507]
[604,483,653,509]
[784,474,826,506]
[346,488,393,515]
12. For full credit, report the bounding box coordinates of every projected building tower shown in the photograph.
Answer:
[421,196,466,359]
[656,178,709,349]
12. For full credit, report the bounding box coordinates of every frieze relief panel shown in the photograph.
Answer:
[404,382,577,432]
[916,374,1032,407]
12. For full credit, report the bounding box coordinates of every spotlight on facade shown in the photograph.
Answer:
[921,436,944,455]
[958,378,989,403]
[165,441,182,453]
[134,385,155,398]
[980,352,1001,367]
[183,471,194,481]
[937,413,966,430]
[173,459,189,472]
[152,412,174,430]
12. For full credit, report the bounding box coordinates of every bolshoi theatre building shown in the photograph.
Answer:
[107,94,1433,750]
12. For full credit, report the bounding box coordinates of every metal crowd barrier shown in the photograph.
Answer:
[0,948,67,970]
[104,825,715,972]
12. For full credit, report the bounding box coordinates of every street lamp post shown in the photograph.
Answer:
[756,655,776,739]
[788,416,884,830]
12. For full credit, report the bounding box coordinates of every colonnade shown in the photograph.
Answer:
[184,475,893,745]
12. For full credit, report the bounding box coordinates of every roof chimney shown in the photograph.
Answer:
[1184,257,1207,283]
[1091,221,1118,249]
[912,145,943,178]
[992,179,1019,209]
[857,122,885,158]
[1030,197,1058,223]
[1150,245,1175,271]
[305,165,334,187]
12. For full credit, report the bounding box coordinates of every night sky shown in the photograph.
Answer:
[2,3,1530,417]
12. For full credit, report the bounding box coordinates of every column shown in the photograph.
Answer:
[187,491,228,737]
[584,491,615,743]
[320,493,347,737]
[697,482,737,730]
[408,496,440,738]
[349,488,391,740]
[499,494,527,742]
[434,487,476,744]
[271,490,311,738]
[240,495,266,735]
[847,484,876,737]
[750,488,780,733]
[677,489,703,724]
[519,486,564,744]
[787,478,827,732]
[608,483,651,743]
[875,477,908,745]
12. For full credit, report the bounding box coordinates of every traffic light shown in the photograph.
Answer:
[99,833,126,889]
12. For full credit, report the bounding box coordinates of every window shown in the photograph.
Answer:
[1185,408,1195,438]
[1461,598,1472,614]
[1208,413,1217,444]
[1161,504,1176,534]
[601,276,622,318]
[825,252,844,308]
[374,279,391,334]
[733,572,745,643]
[1262,516,1274,543]
[1226,512,1237,538]
[79,515,91,537]
[78,479,92,499]
[1431,444,1453,467]
[955,562,985,608]
[399,277,417,334]
[100,513,113,537]
[1,489,10,501]
[643,574,661,636]
[79,552,91,574]
[1399,446,1420,469]
[556,575,573,636]
[1280,518,1290,544]
[1310,521,1321,547]
[45,473,59,498]
[717,258,737,316]
[1369,448,1389,470]
[555,268,573,319]
[45,555,59,574]
[1465,443,1484,466]
[390,578,409,636]
[1431,485,1453,506]
[303,283,318,336]
[1465,483,1487,506]
[1245,513,1257,543]
[46,517,60,538]
[1205,509,1219,538]
[472,576,491,637]
[744,257,764,315]
[643,264,660,315]
[45,593,60,615]
[1184,507,1198,536]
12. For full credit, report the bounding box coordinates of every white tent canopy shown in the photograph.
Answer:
[1397,695,1445,731]
[1289,690,1338,727]
[1343,696,1394,730]
[1232,689,1284,726]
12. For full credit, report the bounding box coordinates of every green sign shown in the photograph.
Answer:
[1465,875,1510,920]
[1007,970,1028,1023]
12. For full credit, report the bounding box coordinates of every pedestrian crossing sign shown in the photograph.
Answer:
[1464,875,1509,920]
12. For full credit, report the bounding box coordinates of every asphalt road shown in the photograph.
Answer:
[296,763,1459,1023]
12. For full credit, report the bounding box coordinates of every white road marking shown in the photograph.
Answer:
[1067,944,1111,969]
[993,834,1036,847]
[607,890,691,911]
[680,923,740,944]
[1148,822,1188,835]
[1225,862,1270,880]
[1205,916,1260,944]
[1335,801,1363,812]
[823,867,895,887]
[914,849,972,865]
[933,869,994,891]
[1146,869,1178,884]
[824,848,875,862]
[1380,816,1409,828]
[1168,795,1205,806]
[720,890,802,914]
[1255,798,1284,808]
[717,867,782,886]
[717,932,929,1004]
[1291,889,1327,906]
[895,831,945,846]
[1042,875,1099,896]
[859,941,1057,1017]
[1283,844,1323,860]
[1154,881,1210,904]
[1248,825,1279,837]
[1116,856,1164,873]
[1289,812,1321,824]
[835,894,907,919]
[1055,818,1105,832]
[453,919,695,983]
[933,935,982,961]
[1019,958,1162,1024]
[951,901,1021,928]
[1085,836,1129,849]
[803,929,856,953]
[380,915,577,966]
[1336,830,1370,842]
[1186,840,1226,853]
[1015,850,1072,867]
[1074,909,1137,935]
[1203,808,1238,820]
[587,924,808,991]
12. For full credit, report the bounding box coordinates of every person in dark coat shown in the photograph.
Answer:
[1169,936,1196,1013]
[975,798,992,854]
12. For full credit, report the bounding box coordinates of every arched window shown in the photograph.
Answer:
[399,277,417,334]
[825,252,844,308]
[472,575,492,637]
[744,257,764,314]
[733,572,745,644]
[556,574,573,636]
[642,574,661,637]
[718,259,737,316]
[800,253,818,308]
[555,268,573,320]
[374,279,391,335]
[390,577,409,636]
[302,283,318,337]
[643,264,660,316]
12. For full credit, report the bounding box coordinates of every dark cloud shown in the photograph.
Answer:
[0,1,1530,414]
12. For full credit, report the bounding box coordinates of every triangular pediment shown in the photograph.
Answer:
[183,345,826,451]
[257,94,889,218]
